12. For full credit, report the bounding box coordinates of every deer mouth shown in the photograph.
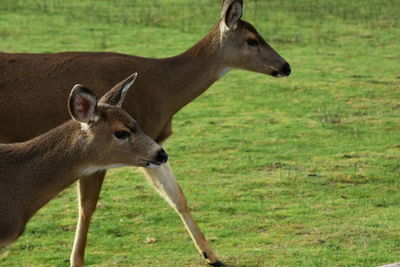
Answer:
[271,63,291,78]
[269,62,291,78]
[138,157,162,169]
[141,149,168,168]
[145,161,162,169]
[271,70,284,78]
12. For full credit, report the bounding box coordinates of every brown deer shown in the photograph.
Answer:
[0,73,168,246]
[0,0,290,266]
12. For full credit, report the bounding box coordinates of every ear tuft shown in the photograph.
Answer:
[68,85,98,124]
[99,73,137,107]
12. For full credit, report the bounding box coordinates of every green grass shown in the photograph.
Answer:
[0,0,399,266]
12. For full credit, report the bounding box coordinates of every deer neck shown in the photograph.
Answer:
[156,24,229,115]
[10,122,96,218]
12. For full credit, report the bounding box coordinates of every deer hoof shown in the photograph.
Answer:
[209,260,225,266]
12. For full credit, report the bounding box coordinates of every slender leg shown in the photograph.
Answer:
[141,162,224,266]
[70,171,106,267]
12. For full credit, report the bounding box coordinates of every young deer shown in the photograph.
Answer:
[0,73,168,246]
[0,0,290,265]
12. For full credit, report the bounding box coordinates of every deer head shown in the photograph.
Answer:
[219,0,291,77]
[69,73,168,172]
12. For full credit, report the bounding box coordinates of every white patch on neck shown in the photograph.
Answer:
[81,164,126,176]
[80,123,90,131]
[218,67,232,79]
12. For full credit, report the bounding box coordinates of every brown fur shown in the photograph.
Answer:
[0,80,164,246]
[0,0,289,265]
[0,21,288,144]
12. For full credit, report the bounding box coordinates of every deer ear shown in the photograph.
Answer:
[221,0,243,30]
[68,85,98,124]
[99,73,137,107]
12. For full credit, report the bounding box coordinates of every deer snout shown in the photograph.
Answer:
[156,148,168,164]
[145,148,168,169]
[281,63,291,76]
[272,62,291,78]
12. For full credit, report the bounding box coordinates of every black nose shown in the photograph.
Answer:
[281,63,291,76]
[156,149,168,164]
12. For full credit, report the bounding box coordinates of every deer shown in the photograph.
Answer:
[0,73,168,246]
[0,0,290,266]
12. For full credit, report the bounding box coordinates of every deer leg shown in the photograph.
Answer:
[70,171,106,267]
[141,162,224,266]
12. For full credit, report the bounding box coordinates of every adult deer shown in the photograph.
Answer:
[0,73,168,247]
[0,0,290,266]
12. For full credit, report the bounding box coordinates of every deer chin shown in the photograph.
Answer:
[271,71,284,78]
[145,162,161,169]
[80,164,126,176]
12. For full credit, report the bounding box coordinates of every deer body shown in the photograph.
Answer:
[0,122,93,245]
[0,51,216,143]
[0,75,167,247]
[0,19,289,144]
[1,52,169,143]
[0,1,290,265]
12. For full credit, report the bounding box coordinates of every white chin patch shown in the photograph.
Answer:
[146,163,160,169]
[275,74,284,78]
[81,164,126,175]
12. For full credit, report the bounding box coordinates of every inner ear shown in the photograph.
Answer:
[69,85,98,124]
[222,0,243,30]
[76,94,91,115]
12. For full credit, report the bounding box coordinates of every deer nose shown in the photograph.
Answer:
[156,149,168,164]
[281,63,291,76]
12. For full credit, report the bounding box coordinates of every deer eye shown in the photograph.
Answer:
[114,131,130,139]
[246,38,259,46]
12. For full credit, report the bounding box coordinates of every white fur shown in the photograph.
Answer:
[79,115,99,131]
[141,162,183,210]
[80,123,90,131]
[219,20,230,33]
[146,162,161,169]
[140,163,217,260]
[219,21,230,44]
[81,164,126,176]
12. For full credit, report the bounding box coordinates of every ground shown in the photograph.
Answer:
[0,0,399,266]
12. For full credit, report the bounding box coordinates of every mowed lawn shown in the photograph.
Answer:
[0,0,399,266]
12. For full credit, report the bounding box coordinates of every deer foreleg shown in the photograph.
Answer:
[141,162,224,266]
[70,171,106,267]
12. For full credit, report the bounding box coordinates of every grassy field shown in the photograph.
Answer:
[0,0,400,266]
